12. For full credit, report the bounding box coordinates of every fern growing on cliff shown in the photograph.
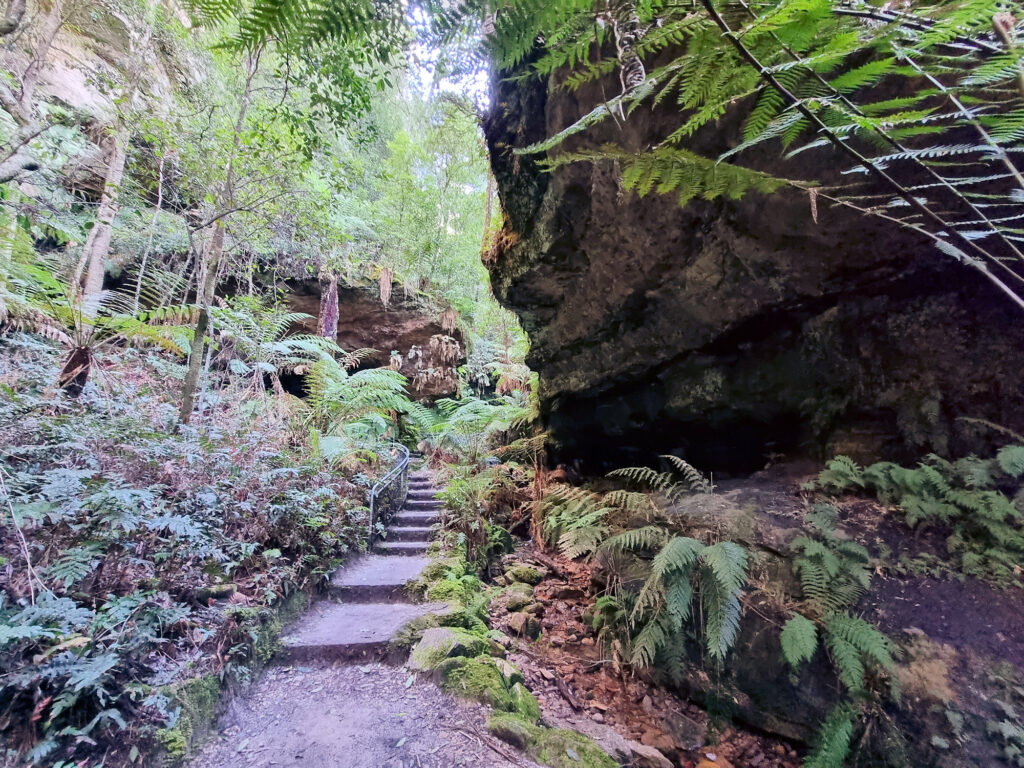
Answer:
[611,534,748,665]
[791,504,872,617]
[817,449,1024,584]
[484,0,1024,311]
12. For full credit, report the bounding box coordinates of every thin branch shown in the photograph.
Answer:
[0,466,43,604]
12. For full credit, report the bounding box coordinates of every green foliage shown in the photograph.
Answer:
[791,504,871,617]
[483,0,1024,309]
[0,340,370,764]
[805,703,858,768]
[780,612,818,671]
[822,613,899,695]
[817,450,1024,585]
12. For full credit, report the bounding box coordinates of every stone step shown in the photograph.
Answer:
[386,526,434,543]
[328,554,430,602]
[407,488,437,500]
[373,540,430,556]
[279,600,445,663]
[404,499,441,511]
[393,511,440,526]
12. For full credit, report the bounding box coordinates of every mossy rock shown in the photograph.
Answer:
[504,581,534,604]
[391,612,444,650]
[486,714,617,768]
[531,728,618,768]
[440,656,540,721]
[505,565,545,585]
[155,674,221,762]
[426,578,471,603]
[409,627,491,671]
[420,556,467,583]
[487,713,542,750]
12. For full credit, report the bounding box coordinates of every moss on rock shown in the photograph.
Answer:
[487,713,542,750]
[505,565,545,585]
[531,728,618,768]
[426,578,470,603]
[440,656,540,721]
[408,627,491,671]
[504,581,534,612]
[155,674,221,762]
[486,714,617,768]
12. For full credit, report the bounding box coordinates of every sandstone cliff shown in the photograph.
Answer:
[484,51,1024,473]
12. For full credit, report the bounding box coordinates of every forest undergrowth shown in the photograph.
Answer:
[0,334,383,766]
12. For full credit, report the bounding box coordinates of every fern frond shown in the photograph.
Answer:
[780,612,819,671]
[804,704,858,768]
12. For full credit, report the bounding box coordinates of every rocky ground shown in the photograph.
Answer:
[487,552,802,768]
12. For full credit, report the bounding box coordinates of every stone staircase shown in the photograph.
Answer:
[280,467,445,663]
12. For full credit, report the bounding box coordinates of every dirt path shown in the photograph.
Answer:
[188,662,537,768]
[187,468,536,768]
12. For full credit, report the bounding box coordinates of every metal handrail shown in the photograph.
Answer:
[367,443,410,541]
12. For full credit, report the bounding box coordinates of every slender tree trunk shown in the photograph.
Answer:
[78,127,128,309]
[178,47,260,423]
[178,223,223,422]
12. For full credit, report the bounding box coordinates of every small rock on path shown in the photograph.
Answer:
[188,662,539,768]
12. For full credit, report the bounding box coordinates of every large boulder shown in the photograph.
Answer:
[286,281,466,401]
[483,45,1024,473]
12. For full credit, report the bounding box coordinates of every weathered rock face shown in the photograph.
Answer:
[286,280,465,400]
[484,53,1024,473]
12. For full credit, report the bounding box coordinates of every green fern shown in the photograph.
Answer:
[822,448,1024,584]
[997,445,1024,479]
[780,612,819,671]
[791,508,870,618]
[804,703,858,768]
[823,613,899,694]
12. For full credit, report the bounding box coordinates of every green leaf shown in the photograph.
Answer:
[780,612,819,670]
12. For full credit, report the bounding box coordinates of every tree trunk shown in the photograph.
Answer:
[134,151,165,310]
[178,223,223,423]
[57,346,92,397]
[318,274,339,339]
[78,127,128,310]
